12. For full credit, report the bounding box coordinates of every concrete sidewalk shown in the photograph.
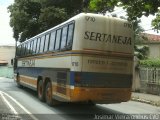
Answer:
[132,92,160,107]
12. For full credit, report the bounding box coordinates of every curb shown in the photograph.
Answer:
[131,96,160,107]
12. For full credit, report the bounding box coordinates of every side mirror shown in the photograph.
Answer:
[11,59,14,65]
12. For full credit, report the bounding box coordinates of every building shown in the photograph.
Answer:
[142,33,160,58]
[137,33,160,94]
[0,46,15,66]
[0,46,15,78]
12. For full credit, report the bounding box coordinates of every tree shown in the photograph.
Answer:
[88,0,160,21]
[41,0,83,17]
[39,7,67,31]
[133,19,145,45]
[9,0,160,42]
[152,11,160,32]
[121,0,160,21]
[8,0,85,42]
[130,19,150,60]
[134,45,149,60]
[8,0,41,42]
[89,0,118,14]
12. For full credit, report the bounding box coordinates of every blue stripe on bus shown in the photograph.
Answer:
[70,71,132,88]
[16,67,69,83]
[70,71,75,85]
[16,67,43,78]
[15,67,132,87]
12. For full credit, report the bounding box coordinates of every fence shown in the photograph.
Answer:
[139,67,160,95]
[0,66,14,78]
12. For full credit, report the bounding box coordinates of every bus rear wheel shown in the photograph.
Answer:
[45,82,53,106]
[38,80,45,101]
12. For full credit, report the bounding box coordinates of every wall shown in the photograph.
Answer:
[139,67,160,95]
[0,46,15,66]
[0,46,15,78]
[148,44,160,58]
[0,67,14,78]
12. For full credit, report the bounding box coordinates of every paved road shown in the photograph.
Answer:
[0,77,160,120]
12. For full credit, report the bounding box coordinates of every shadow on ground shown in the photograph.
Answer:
[21,86,124,120]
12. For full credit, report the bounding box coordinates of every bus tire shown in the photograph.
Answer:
[88,101,96,106]
[38,80,45,102]
[45,81,53,106]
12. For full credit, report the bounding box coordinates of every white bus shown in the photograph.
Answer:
[13,13,134,105]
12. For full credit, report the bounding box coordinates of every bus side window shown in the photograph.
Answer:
[27,42,31,55]
[24,43,28,56]
[21,44,24,56]
[16,45,20,57]
[40,35,45,53]
[19,45,22,56]
[36,38,41,53]
[55,29,62,50]
[20,45,22,56]
[44,34,50,52]
[17,45,20,57]
[33,39,37,54]
[26,43,28,55]
[66,24,74,50]
[30,40,34,55]
[60,26,68,50]
[49,31,56,51]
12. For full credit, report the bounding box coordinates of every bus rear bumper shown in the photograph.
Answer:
[70,87,132,104]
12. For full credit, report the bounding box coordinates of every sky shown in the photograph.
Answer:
[0,0,15,46]
[140,15,157,34]
[0,0,159,46]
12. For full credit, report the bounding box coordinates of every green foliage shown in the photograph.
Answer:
[39,7,67,31]
[8,0,82,42]
[89,0,118,13]
[89,0,160,21]
[8,0,41,42]
[132,19,145,45]
[152,11,160,32]
[8,0,160,42]
[134,45,149,60]
[51,0,83,16]
[140,59,160,67]
[121,0,160,21]
[37,0,83,16]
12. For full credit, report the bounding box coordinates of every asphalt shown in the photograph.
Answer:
[0,91,22,120]
[0,91,17,120]
[0,92,160,115]
[0,92,12,114]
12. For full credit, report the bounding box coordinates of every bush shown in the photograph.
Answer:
[140,59,160,67]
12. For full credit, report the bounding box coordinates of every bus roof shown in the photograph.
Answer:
[20,13,129,45]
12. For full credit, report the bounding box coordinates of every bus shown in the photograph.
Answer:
[13,13,134,106]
